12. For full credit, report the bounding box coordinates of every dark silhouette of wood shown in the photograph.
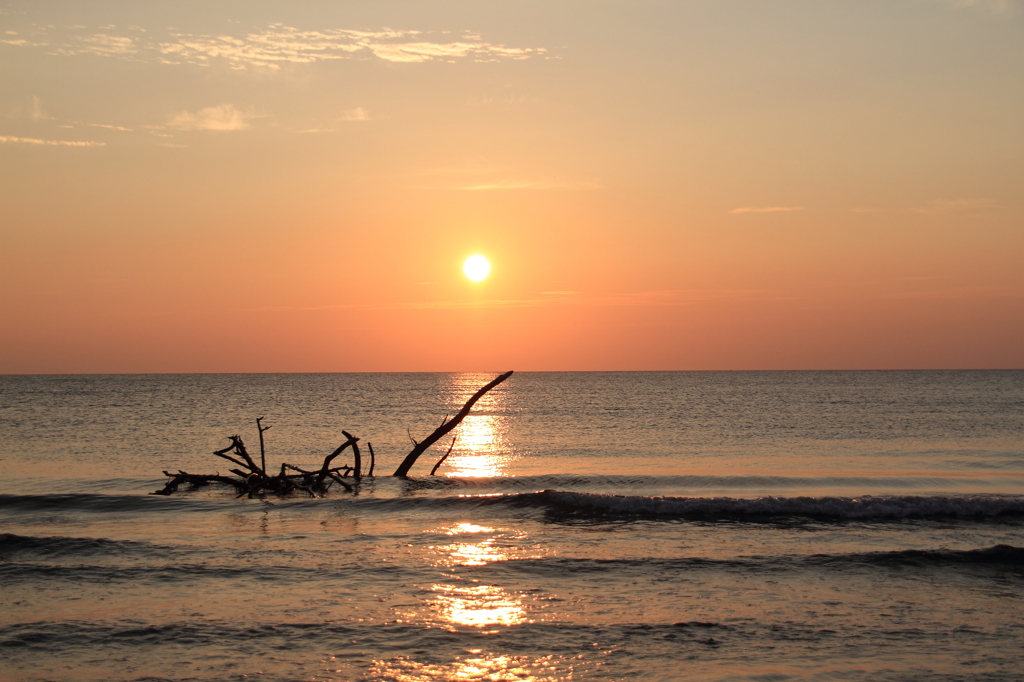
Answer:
[317,434,358,485]
[430,435,457,476]
[152,424,360,497]
[152,471,249,495]
[257,416,271,475]
[151,371,514,496]
[214,435,265,477]
[392,370,513,477]
[344,430,362,479]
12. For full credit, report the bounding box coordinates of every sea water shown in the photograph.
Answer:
[1,371,1022,681]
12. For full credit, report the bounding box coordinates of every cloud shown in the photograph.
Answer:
[913,198,997,214]
[2,23,546,70]
[728,206,805,214]
[74,33,137,57]
[30,95,46,120]
[156,26,544,68]
[0,33,47,48]
[168,104,251,131]
[0,135,105,147]
[365,40,536,63]
[6,95,48,120]
[339,107,370,121]
[2,30,139,57]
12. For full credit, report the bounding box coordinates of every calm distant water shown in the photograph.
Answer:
[1,371,1023,681]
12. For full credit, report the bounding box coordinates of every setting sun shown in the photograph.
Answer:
[463,255,491,282]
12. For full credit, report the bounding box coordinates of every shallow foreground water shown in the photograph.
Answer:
[1,371,1022,681]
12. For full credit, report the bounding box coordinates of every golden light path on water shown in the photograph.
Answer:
[372,518,566,681]
[371,654,564,682]
[441,373,516,478]
[429,522,526,628]
[370,376,566,680]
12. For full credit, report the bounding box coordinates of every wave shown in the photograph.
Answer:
[0,533,165,561]
[3,488,1024,522]
[0,619,734,666]
[6,549,1017,587]
[393,473,1002,492]
[477,544,1024,576]
[534,490,1024,520]
[0,492,243,514]
[0,607,1000,651]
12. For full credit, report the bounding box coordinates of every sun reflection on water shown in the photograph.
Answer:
[448,538,503,566]
[440,374,516,478]
[370,653,563,681]
[441,522,502,566]
[431,521,541,568]
[431,583,527,628]
[414,522,532,631]
[375,510,564,681]
[447,522,493,535]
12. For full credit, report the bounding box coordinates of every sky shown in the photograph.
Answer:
[1,0,1022,372]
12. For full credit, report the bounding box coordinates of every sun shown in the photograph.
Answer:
[463,255,491,282]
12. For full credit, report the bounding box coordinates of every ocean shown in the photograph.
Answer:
[1,371,1022,681]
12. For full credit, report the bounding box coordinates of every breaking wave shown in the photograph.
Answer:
[534,490,1024,520]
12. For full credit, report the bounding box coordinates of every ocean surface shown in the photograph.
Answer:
[1,371,1022,681]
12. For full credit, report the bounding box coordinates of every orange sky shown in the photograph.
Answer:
[2,0,1022,372]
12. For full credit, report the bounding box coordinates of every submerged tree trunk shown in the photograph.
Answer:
[392,370,513,477]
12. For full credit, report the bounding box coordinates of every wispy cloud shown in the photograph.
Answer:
[1,30,139,57]
[6,95,48,120]
[72,33,137,57]
[0,135,105,147]
[30,95,46,121]
[0,34,47,49]
[913,198,997,215]
[2,23,546,70]
[728,206,805,214]
[168,104,252,131]
[159,26,544,68]
[339,107,370,121]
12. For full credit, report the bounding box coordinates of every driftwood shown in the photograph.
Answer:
[430,436,457,476]
[392,371,513,476]
[152,371,512,497]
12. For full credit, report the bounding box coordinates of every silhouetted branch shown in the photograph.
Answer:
[344,430,361,480]
[430,435,458,476]
[318,435,357,485]
[151,371,515,497]
[392,371,513,477]
[257,417,271,475]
